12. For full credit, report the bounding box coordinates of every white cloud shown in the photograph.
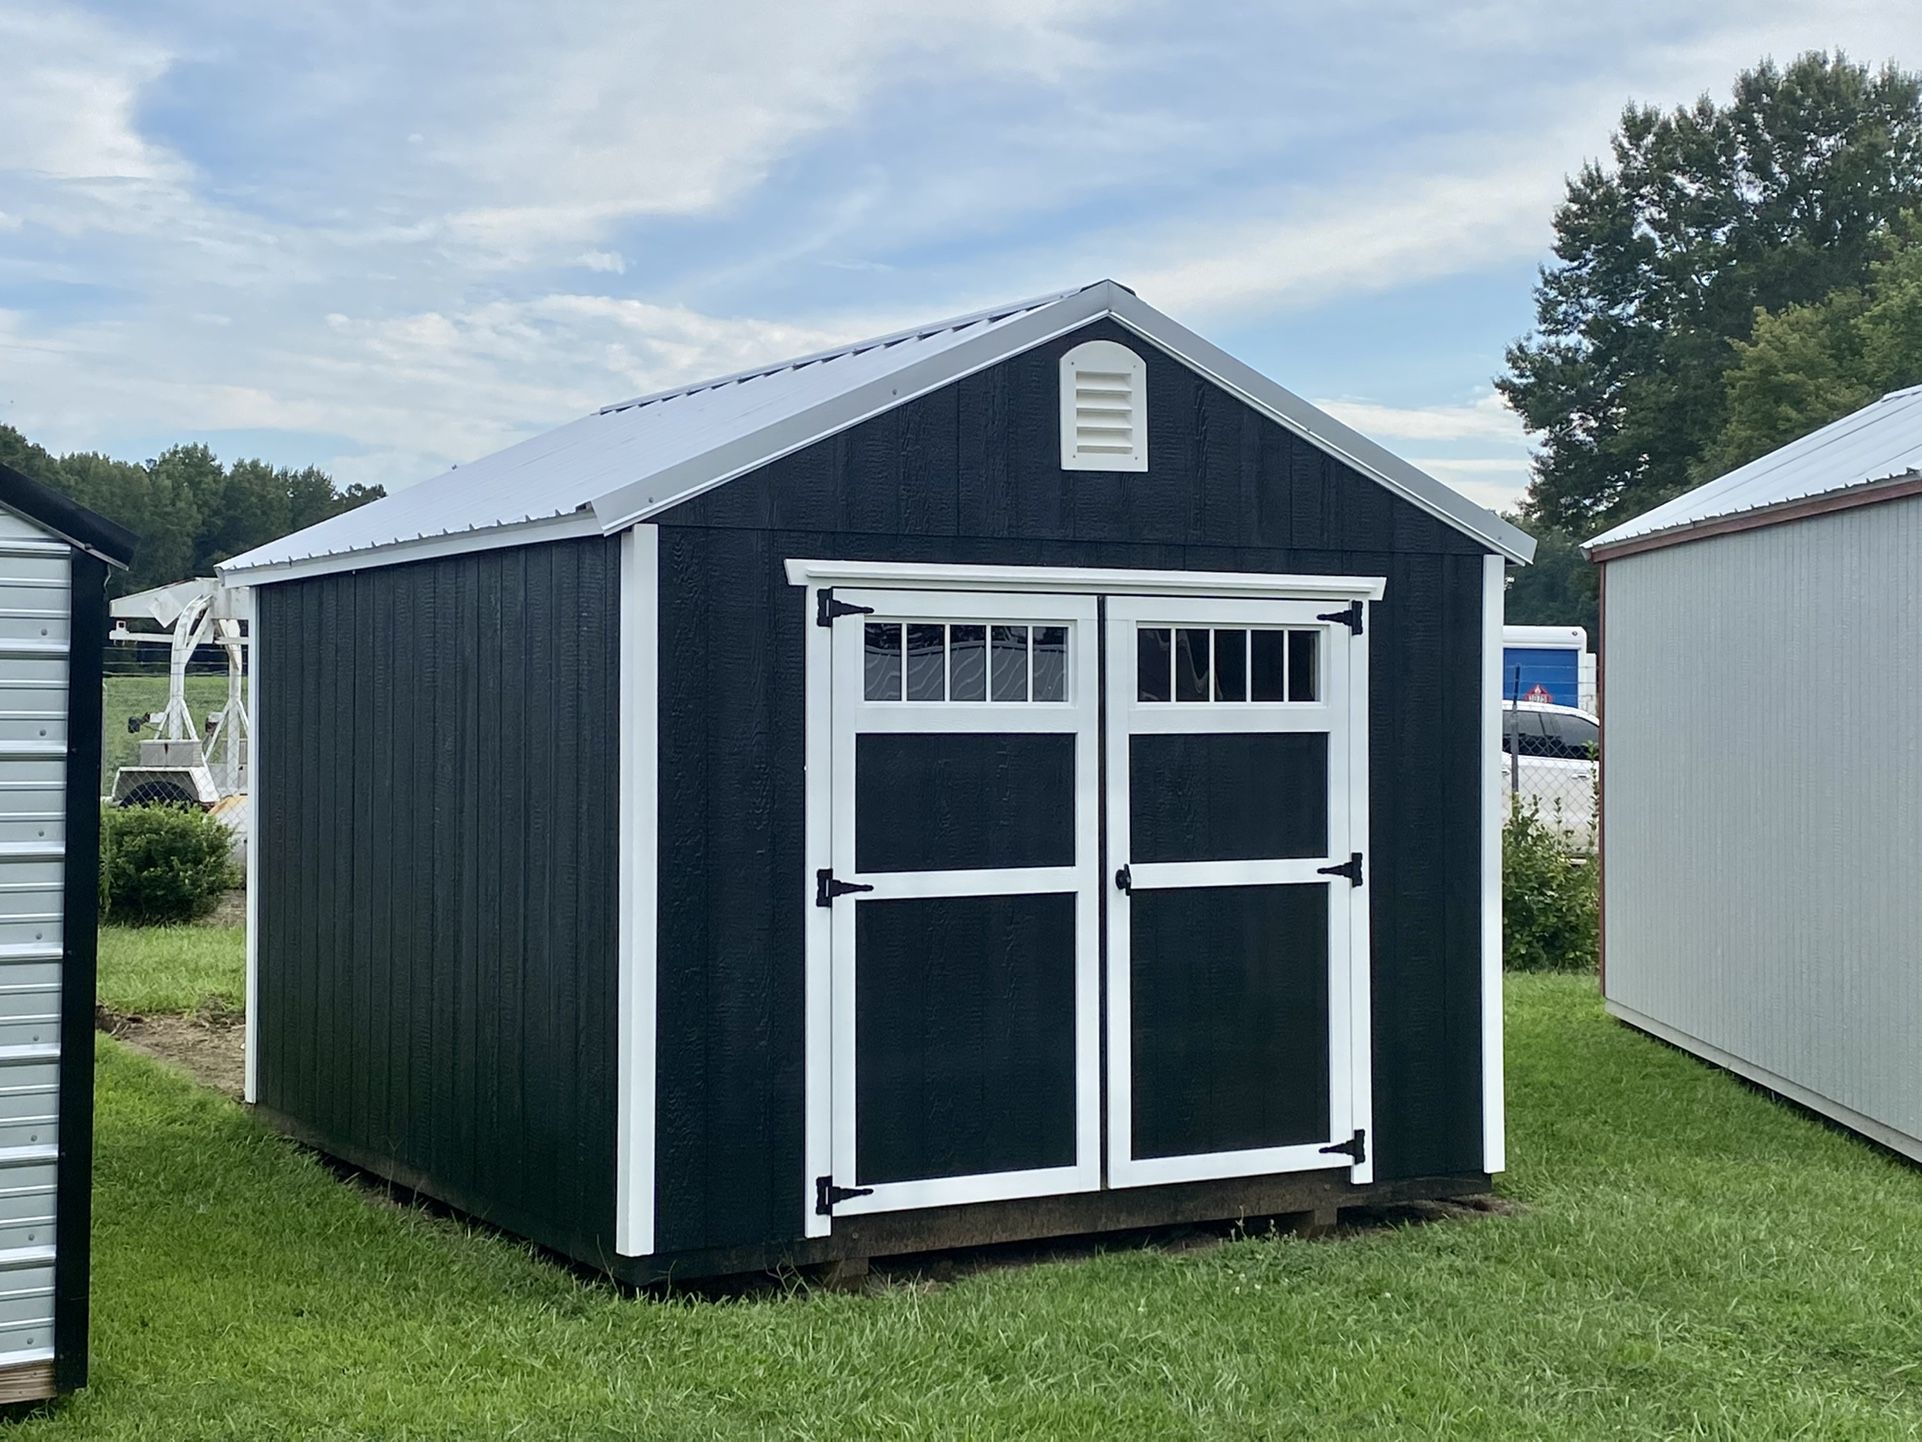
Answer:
[573,250,626,275]
[1315,392,1525,445]
[0,9,180,183]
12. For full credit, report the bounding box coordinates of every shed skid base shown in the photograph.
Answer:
[618,1172,1489,1287]
[0,1361,56,1405]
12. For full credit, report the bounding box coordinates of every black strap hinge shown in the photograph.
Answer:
[815,868,875,907]
[1316,600,1364,635]
[816,588,876,627]
[816,1175,875,1215]
[1317,852,1364,887]
[1319,1129,1366,1164]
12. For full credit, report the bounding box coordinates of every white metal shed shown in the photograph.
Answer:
[1587,387,1922,1159]
[0,463,132,1400]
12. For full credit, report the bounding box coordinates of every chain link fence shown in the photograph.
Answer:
[1499,693,1598,856]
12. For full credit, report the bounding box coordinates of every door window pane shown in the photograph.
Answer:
[991,625,1030,701]
[1137,627,1172,702]
[950,624,987,702]
[1175,628,1210,702]
[1287,630,1318,702]
[1214,629,1248,701]
[864,622,903,701]
[1032,626,1068,702]
[1250,630,1286,701]
[906,624,946,701]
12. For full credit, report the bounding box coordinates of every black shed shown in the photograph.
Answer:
[0,464,133,1398]
[220,282,1533,1282]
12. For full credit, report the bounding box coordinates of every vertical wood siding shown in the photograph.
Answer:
[652,318,1490,1254]
[1603,495,1922,1150]
[256,538,622,1264]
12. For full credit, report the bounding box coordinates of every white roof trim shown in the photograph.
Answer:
[784,557,1386,601]
[220,508,600,588]
[1100,289,1534,562]
[223,278,1533,583]
[1586,385,1922,554]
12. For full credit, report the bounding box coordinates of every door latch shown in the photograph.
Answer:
[815,869,875,907]
[1114,864,1132,893]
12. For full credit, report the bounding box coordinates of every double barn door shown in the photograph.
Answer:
[818,579,1371,1221]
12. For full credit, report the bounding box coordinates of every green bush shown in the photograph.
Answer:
[101,803,237,926]
[1503,795,1598,972]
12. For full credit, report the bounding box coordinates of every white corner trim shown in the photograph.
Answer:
[783,559,1386,601]
[241,585,260,1105]
[615,524,659,1257]
[1480,553,1506,1174]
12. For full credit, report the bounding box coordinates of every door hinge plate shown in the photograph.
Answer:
[1319,1129,1366,1164]
[816,868,875,907]
[816,1175,875,1215]
[816,588,876,627]
[1316,600,1364,635]
[1317,851,1364,887]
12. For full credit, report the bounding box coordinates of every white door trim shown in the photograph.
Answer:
[785,558,1386,603]
[1104,593,1375,1189]
[823,587,1101,1218]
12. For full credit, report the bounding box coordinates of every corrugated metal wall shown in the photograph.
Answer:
[1603,494,1922,1151]
[0,507,70,1368]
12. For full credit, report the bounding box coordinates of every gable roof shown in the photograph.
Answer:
[1586,385,1922,559]
[221,280,1533,582]
[0,462,136,569]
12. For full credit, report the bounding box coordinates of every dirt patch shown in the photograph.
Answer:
[96,1002,244,1099]
[199,888,246,928]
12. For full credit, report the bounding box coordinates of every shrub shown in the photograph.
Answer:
[101,803,237,925]
[1503,795,1598,972]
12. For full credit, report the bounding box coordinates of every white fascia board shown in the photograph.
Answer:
[784,557,1385,600]
[1102,290,1537,565]
[217,509,603,587]
[590,287,1121,534]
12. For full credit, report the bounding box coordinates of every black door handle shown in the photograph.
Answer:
[1114,864,1132,893]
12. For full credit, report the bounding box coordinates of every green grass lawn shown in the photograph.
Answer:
[24,968,1922,1438]
[100,675,237,784]
[96,925,243,1015]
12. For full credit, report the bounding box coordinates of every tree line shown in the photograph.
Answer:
[0,426,383,597]
[1500,52,1922,634]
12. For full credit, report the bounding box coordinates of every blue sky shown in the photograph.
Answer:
[2,2,1915,516]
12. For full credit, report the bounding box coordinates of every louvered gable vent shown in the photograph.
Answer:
[1060,339,1147,472]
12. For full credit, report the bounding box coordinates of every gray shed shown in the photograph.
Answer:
[1587,386,1922,1159]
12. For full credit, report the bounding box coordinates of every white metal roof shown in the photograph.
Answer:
[222,279,1533,582]
[1586,385,1922,554]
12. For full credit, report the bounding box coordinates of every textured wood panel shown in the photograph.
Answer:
[855,893,1078,1186]
[1129,883,1329,1159]
[652,317,1491,1251]
[255,537,622,1266]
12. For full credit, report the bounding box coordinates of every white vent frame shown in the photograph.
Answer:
[1060,340,1148,472]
